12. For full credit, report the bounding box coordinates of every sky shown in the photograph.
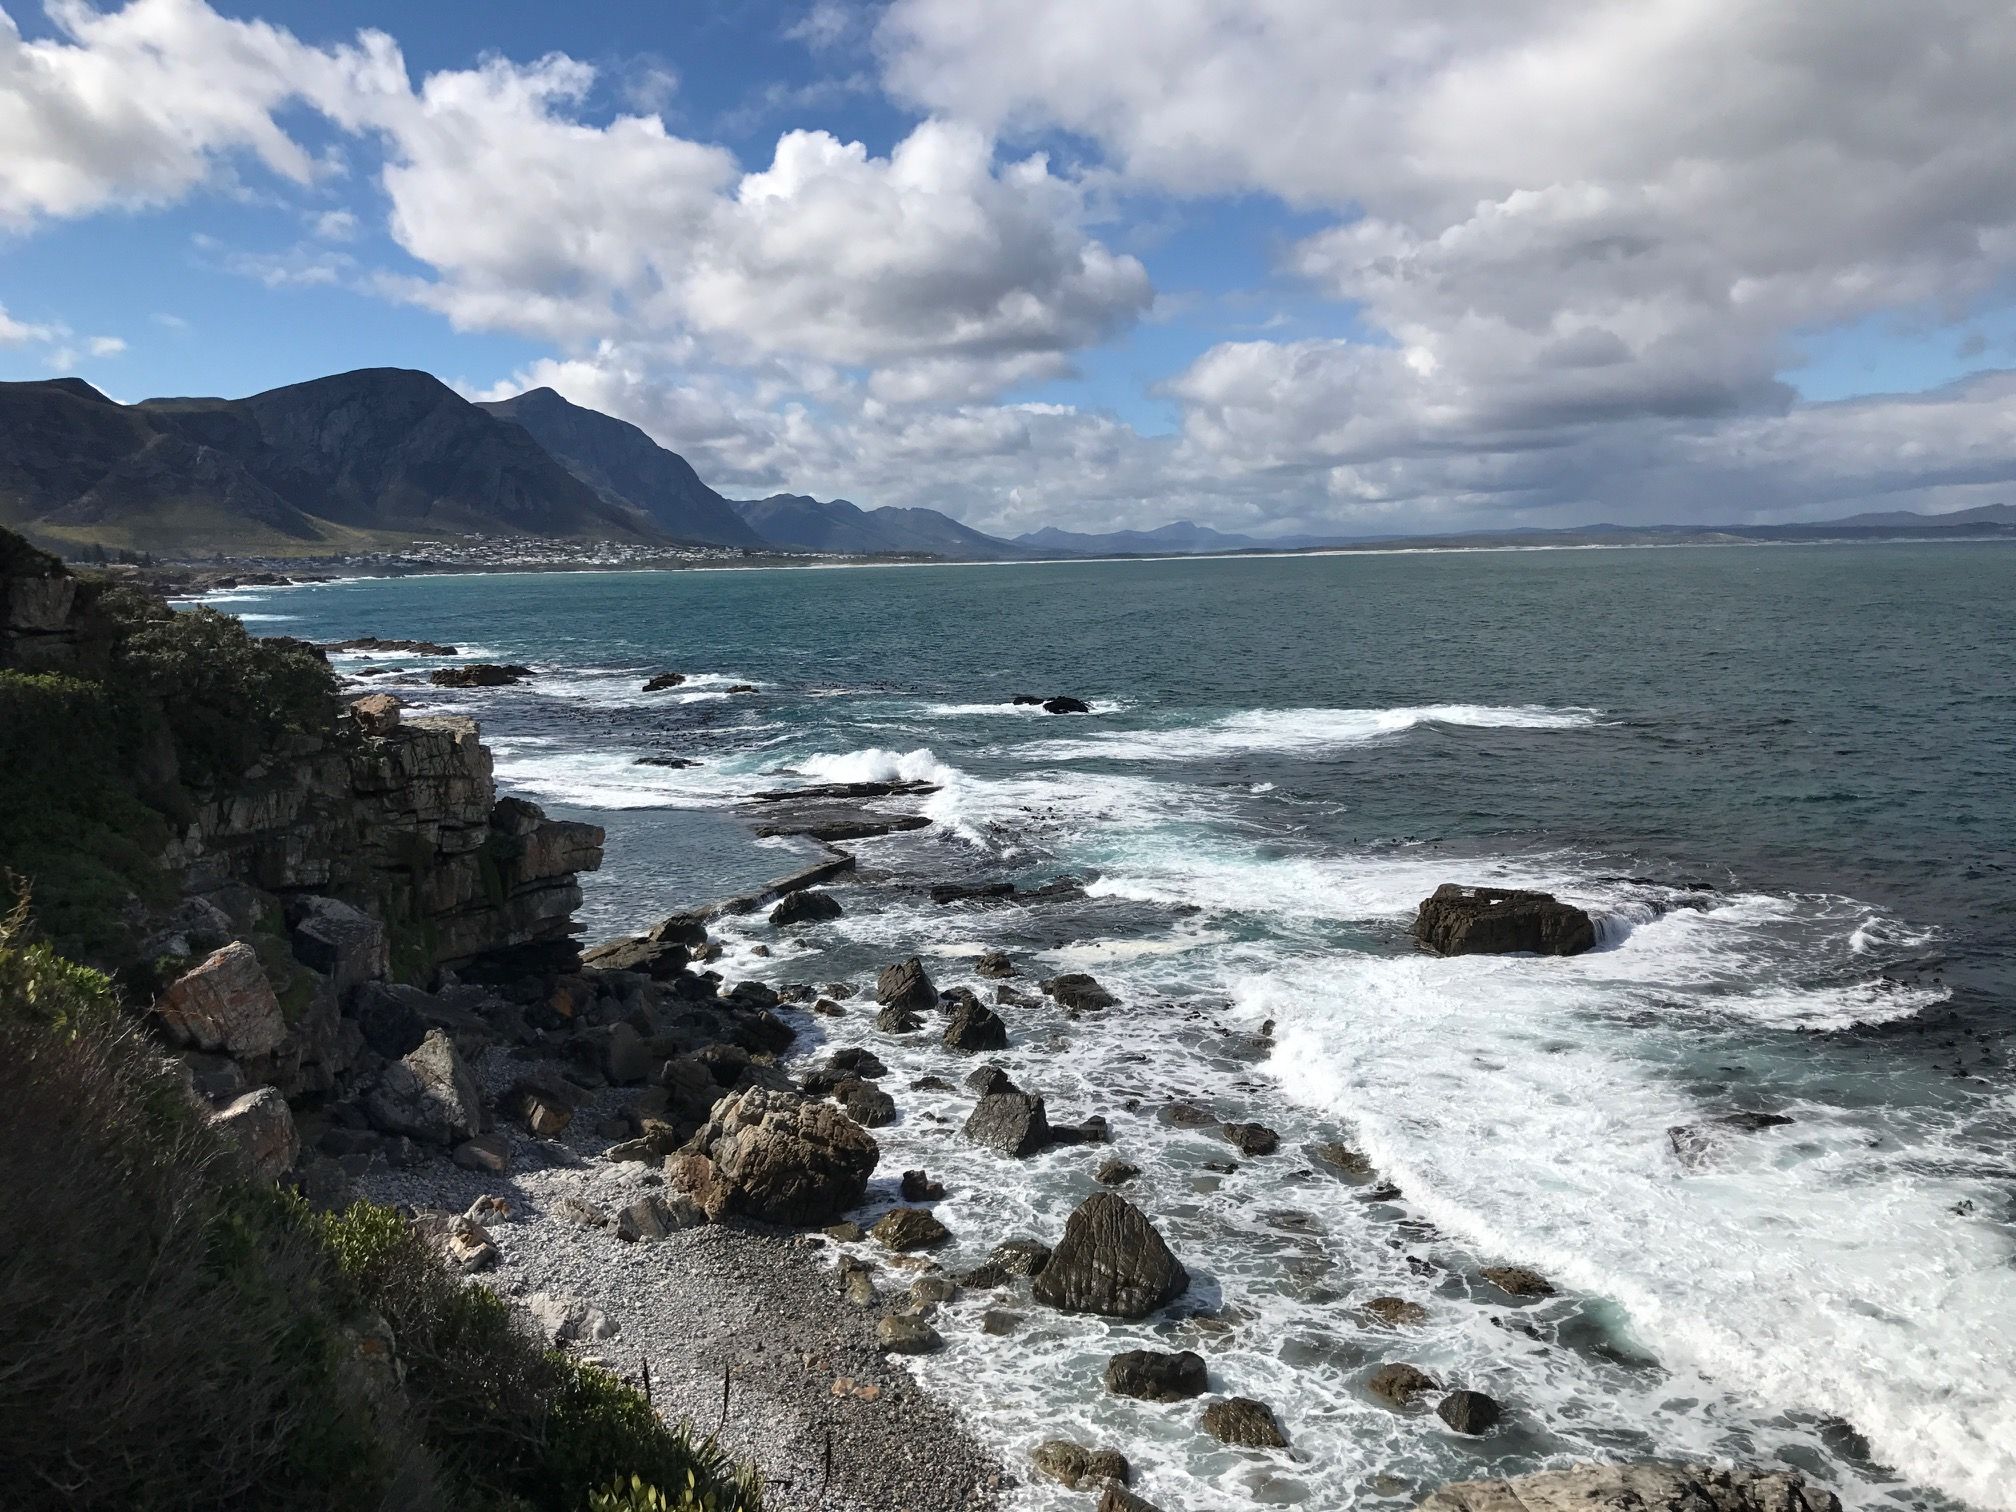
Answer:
[2,0,2015,540]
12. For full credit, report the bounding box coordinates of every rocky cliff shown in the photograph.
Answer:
[164,703,603,982]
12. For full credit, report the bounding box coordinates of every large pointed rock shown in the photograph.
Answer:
[1418,1464,1840,1512]
[364,1029,485,1145]
[1032,1193,1188,1318]
[875,956,936,1016]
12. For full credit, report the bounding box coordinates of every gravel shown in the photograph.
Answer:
[355,1051,1009,1512]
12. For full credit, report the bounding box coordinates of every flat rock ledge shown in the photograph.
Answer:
[1420,1463,1842,1512]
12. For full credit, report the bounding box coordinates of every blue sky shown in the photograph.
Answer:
[4,0,2014,535]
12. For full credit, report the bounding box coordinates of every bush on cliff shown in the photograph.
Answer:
[0,897,761,1512]
[0,900,439,1512]
[0,544,338,962]
[101,588,337,787]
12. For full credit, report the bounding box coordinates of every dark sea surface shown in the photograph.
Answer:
[211,543,2016,1511]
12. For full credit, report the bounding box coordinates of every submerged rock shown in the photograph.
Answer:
[1032,1193,1188,1318]
[1418,1464,1841,1512]
[1105,1348,1207,1401]
[1367,1362,1439,1408]
[1668,1112,1796,1168]
[1413,883,1595,956]
[641,672,686,691]
[1041,972,1118,1012]
[1480,1264,1555,1298]
[1220,1121,1280,1156]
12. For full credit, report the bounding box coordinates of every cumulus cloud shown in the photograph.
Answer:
[0,0,1150,405]
[5,0,2015,534]
[880,0,2016,520]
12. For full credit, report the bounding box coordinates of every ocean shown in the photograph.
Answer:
[209,542,2016,1511]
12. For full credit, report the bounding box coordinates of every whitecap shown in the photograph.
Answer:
[1022,703,1603,761]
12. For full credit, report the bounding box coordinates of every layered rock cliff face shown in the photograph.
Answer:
[165,707,603,982]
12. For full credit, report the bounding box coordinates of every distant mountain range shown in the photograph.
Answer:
[2,365,2010,558]
[731,493,1037,559]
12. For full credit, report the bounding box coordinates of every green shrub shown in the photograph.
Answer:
[589,1471,747,1512]
[0,911,443,1512]
[0,671,174,958]
[104,594,336,786]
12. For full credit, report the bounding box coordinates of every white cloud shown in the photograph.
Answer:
[85,334,125,356]
[0,302,58,344]
[311,207,358,240]
[5,0,2015,535]
[0,0,362,226]
[879,0,2016,500]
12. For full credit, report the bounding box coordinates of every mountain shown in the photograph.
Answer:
[0,369,664,552]
[1017,520,1275,555]
[1819,502,2016,530]
[478,387,764,548]
[731,494,1032,559]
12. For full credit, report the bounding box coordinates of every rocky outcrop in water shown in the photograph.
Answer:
[1032,1193,1189,1317]
[1414,883,1596,956]
[1419,1464,1841,1512]
[429,663,533,688]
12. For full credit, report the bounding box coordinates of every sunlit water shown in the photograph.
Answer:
[210,544,2016,1510]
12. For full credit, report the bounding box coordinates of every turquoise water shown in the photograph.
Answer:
[212,543,2016,1511]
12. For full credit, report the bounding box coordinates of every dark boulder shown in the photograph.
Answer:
[1032,1193,1188,1318]
[975,950,1015,978]
[965,1064,1018,1096]
[1367,1362,1439,1408]
[770,889,843,927]
[876,956,937,1016]
[1668,1111,1795,1168]
[1095,1158,1141,1186]
[1042,696,1092,714]
[900,1169,946,1202]
[1414,883,1596,956]
[1041,972,1117,1012]
[641,672,686,691]
[1105,1348,1207,1401]
[1220,1121,1280,1156]
[671,1088,878,1225]
[1010,694,1045,705]
[871,1206,951,1251]
[428,662,533,688]
[828,1046,888,1079]
[1199,1396,1288,1448]
[992,1237,1052,1276]
[833,1077,896,1127]
[1031,1442,1130,1489]
[943,999,1009,1053]
[964,1091,1051,1156]
[1437,1390,1502,1435]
